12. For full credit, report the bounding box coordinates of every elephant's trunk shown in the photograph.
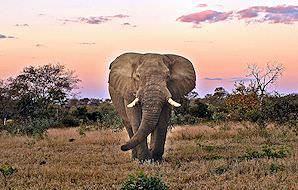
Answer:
[121,86,165,151]
[121,108,162,151]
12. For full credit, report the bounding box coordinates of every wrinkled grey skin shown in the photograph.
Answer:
[108,53,196,161]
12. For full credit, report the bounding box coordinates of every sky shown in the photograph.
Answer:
[0,0,297,98]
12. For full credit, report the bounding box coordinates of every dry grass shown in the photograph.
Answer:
[0,123,297,189]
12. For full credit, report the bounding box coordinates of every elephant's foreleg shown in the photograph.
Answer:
[125,102,150,160]
[123,120,138,159]
[150,105,171,161]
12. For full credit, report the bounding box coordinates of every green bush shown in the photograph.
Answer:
[97,102,124,129]
[0,163,17,188]
[269,163,284,174]
[243,146,290,160]
[170,113,200,126]
[19,119,52,136]
[121,171,168,190]
[0,118,56,136]
[262,94,298,125]
[188,100,212,119]
[245,109,262,123]
[211,112,227,122]
[61,115,81,127]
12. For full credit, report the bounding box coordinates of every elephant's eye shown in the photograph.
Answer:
[135,73,140,80]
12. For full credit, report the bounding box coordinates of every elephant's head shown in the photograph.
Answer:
[109,53,196,151]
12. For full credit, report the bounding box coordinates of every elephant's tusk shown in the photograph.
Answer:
[168,98,181,107]
[127,98,139,108]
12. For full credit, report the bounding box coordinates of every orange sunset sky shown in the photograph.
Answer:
[1,0,297,98]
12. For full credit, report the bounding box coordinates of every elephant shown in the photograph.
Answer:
[108,53,196,161]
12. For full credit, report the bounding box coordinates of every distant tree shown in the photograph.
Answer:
[247,62,284,104]
[186,90,199,100]
[205,87,228,106]
[233,81,258,95]
[7,64,80,119]
[213,87,228,99]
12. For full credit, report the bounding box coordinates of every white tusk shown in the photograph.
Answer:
[127,98,139,108]
[168,98,181,107]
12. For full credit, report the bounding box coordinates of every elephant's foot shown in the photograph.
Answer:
[150,149,164,162]
[131,147,151,161]
[131,149,138,159]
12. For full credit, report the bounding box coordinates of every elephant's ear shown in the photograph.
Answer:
[164,54,196,99]
[109,53,142,98]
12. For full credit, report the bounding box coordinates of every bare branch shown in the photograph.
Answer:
[247,61,284,99]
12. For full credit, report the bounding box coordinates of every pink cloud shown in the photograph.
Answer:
[237,5,298,24]
[61,14,130,25]
[178,5,298,27]
[177,10,232,25]
[112,14,130,18]
[79,16,110,24]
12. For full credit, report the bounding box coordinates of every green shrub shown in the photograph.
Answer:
[121,171,168,190]
[188,100,212,119]
[262,94,297,124]
[19,119,52,136]
[94,101,124,129]
[243,146,290,160]
[211,112,227,122]
[0,123,19,135]
[245,109,262,123]
[0,118,55,136]
[269,163,284,174]
[61,115,81,127]
[213,165,229,175]
[0,163,16,177]
[0,163,17,188]
[77,126,86,137]
[170,113,200,126]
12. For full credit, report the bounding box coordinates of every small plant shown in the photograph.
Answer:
[77,126,86,137]
[173,159,182,169]
[243,146,290,160]
[0,163,16,188]
[25,139,36,148]
[232,134,243,143]
[213,165,229,175]
[121,171,169,190]
[269,163,284,174]
[203,145,215,152]
[220,123,231,131]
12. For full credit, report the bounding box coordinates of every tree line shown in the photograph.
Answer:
[0,63,297,136]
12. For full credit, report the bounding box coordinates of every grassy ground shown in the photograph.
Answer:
[0,123,297,189]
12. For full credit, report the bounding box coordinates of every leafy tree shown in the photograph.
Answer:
[7,64,80,119]
[205,87,228,106]
[0,81,9,124]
